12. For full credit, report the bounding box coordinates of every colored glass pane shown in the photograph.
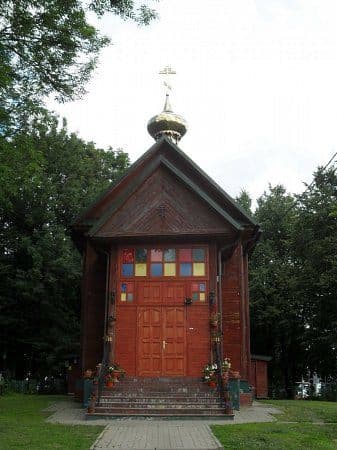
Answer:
[121,283,127,292]
[192,283,199,292]
[122,249,134,263]
[127,293,133,301]
[164,249,176,262]
[192,292,198,301]
[179,248,192,261]
[200,292,206,301]
[122,263,133,277]
[135,263,147,276]
[121,293,126,301]
[180,263,192,276]
[151,263,163,276]
[199,283,206,292]
[164,263,176,276]
[193,262,205,276]
[193,248,205,262]
[151,249,162,262]
[126,282,134,293]
[135,248,147,263]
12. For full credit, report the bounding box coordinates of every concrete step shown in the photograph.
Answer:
[99,396,221,404]
[94,406,227,415]
[98,401,224,409]
[86,412,234,420]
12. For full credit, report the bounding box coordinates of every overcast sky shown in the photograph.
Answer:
[50,0,337,205]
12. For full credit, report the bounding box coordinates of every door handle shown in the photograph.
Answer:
[162,340,166,350]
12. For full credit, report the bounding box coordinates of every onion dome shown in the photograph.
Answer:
[147,93,188,145]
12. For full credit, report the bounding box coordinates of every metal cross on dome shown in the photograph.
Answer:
[159,66,176,93]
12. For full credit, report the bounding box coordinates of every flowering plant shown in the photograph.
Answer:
[106,363,125,381]
[222,358,231,371]
[203,363,218,381]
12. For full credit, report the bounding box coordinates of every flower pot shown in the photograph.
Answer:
[87,406,95,413]
[208,380,217,388]
[106,380,114,388]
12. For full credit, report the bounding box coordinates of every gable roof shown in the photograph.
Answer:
[72,136,258,240]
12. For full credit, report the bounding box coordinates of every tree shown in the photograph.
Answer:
[0,0,158,133]
[249,185,304,396]
[0,115,130,376]
[292,165,337,379]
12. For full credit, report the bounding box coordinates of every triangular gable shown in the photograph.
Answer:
[94,164,237,238]
[73,137,256,238]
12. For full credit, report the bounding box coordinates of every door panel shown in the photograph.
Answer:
[137,305,186,376]
[162,307,185,376]
[138,283,162,305]
[162,283,185,305]
[138,307,162,376]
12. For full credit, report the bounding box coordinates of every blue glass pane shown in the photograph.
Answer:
[193,248,205,261]
[199,283,206,292]
[151,263,163,276]
[127,293,133,301]
[180,263,192,276]
[122,264,133,277]
[121,283,127,292]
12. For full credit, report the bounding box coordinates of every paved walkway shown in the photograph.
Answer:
[45,400,281,450]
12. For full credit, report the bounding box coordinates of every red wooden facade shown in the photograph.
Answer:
[72,136,260,388]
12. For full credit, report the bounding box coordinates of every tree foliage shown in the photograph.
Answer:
[0,0,158,133]
[241,166,337,395]
[0,116,129,376]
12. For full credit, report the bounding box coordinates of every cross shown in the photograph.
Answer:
[159,66,176,93]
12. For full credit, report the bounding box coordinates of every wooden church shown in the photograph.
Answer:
[72,93,261,416]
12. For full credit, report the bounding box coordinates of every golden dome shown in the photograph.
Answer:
[147,94,187,144]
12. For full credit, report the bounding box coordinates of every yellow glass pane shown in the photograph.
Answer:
[164,263,176,276]
[121,292,126,301]
[199,292,206,301]
[135,263,147,276]
[193,262,205,276]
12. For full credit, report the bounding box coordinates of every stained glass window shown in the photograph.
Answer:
[122,249,134,263]
[151,263,163,276]
[120,282,134,302]
[193,262,205,276]
[193,248,205,262]
[179,248,192,261]
[151,249,162,262]
[135,248,147,263]
[122,263,133,277]
[135,263,147,276]
[164,263,176,276]
[180,263,192,276]
[191,281,207,302]
[121,247,207,279]
[164,249,176,262]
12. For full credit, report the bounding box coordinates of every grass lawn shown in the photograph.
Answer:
[0,393,104,450]
[211,400,337,450]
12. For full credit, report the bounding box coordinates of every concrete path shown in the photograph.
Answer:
[45,399,281,450]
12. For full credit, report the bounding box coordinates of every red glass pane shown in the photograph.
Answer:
[150,249,162,262]
[192,283,199,292]
[126,282,134,293]
[122,249,134,263]
[179,248,192,261]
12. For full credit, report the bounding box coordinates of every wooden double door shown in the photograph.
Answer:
[137,306,186,376]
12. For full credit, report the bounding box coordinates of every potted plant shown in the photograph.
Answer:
[221,358,231,372]
[203,363,218,388]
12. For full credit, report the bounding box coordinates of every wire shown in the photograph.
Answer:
[284,150,337,214]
